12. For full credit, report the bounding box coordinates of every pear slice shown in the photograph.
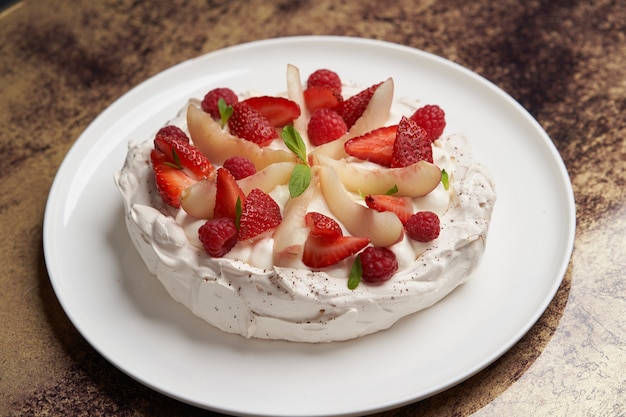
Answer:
[318,166,403,247]
[237,161,296,195]
[315,154,441,198]
[186,104,297,170]
[308,77,394,161]
[286,64,310,145]
[272,171,319,264]
[180,179,216,219]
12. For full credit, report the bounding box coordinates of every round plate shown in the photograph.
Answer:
[43,36,575,417]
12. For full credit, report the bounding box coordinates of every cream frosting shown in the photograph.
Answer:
[115,98,496,342]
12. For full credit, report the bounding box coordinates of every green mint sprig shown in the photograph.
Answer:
[348,256,363,290]
[281,126,311,197]
[218,97,234,128]
[441,169,449,190]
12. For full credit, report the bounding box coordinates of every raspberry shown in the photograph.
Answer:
[222,156,256,180]
[405,211,440,242]
[307,108,348,146]
[198,217,239,257]
[201,87,239,119]
[410,104,446,142]
[359,247,398,283]
[306,69,342,93]
[155,125,189,144]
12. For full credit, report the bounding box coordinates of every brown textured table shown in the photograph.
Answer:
[1,1,625,416]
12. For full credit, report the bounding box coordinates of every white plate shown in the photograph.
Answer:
[44,36,575,417]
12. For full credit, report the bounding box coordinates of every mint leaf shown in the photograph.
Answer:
[348,256,363,290]
[441,169,449,190]
[235,197,242,230]
[281,125,307,163]
[385,184,399,195]
[288,163,311,198]
[218,97,233,128]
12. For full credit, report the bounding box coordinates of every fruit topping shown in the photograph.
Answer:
[223,156,257,180]
[239,188,283,241]
[242,96,301,128]
[344,125,397,166]
[154,134,214,180]
[228,102,278,147]
[201,87,239,119]
[405,211,440,242]
[359,247,398,283]
[155,125,189,143]
[306,69,342,93]
[334,82,382,129]
[410,104,446,142]
[302,235,369,269]
[365,194,414,224]
[307,108,348,146]
[305,211,343,241]
[391,116,433,167]
[181,179,217,219]
[198,217,239,257]
[303,86,343,113]
[213,167,246,221]
[150,149,197,208]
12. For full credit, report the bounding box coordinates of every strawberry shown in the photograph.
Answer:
[390,116,433,168]
[364,194,414,224]
[239,188,282,241]
[228,102,278,147]
[242,96,301,128]
[410,104,446,142]
[150,149,196,208]
[334,82,382,129]
[307,108,348,146]
[302,235,369,269]
[213,167,246,221]
[305,212,343,241]
[154,135,214,180]
[303,86,343,113]
[201,87,239,119]
[306,69,342,93]
[344,125,397,166]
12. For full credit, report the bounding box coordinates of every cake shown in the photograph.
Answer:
[114,65,496,343]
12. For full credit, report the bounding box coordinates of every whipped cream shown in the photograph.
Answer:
[115,97,496,342]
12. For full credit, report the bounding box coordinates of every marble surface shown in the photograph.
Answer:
[1,0,625,416]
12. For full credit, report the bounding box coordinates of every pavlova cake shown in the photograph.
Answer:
[115,65,496,343]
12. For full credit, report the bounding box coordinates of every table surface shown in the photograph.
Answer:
[1,1,625,416]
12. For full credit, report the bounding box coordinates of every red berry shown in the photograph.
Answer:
[405,211,440,242]
[155,125,189,143]
[228,102,278,147]
[305,212,343,240]
[201,87,239,119]
[213,168,246,221]
[303,86,343,113]
[154,134,214,180]
[410,104,446,142]
[302,235,369,269]
[365,194,414,224]
[239,188,282,241]
[390,116,433,168]
[242,96,301,128]
[334,82,382,129]
[150,149,196,208]
[344,125,397,167]
[307,108,348,146]
[223,156,256,180]
[306,69,342,93]
[359,247,398,283]
[198,217,239,257]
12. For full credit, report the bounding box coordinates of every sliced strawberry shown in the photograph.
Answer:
[228,102,278,147]
[344,125,397,166]
[151,149,196,208]
[391,116,433,168]
[365,194,414,224]
[239,188,282,241]
[154,135,214,180]
[213,167,246,220]
[334,82,382,129]
[302,235,369,269]
[303,86,343,113]
[305,212,343,241]
[242,96,301,128]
